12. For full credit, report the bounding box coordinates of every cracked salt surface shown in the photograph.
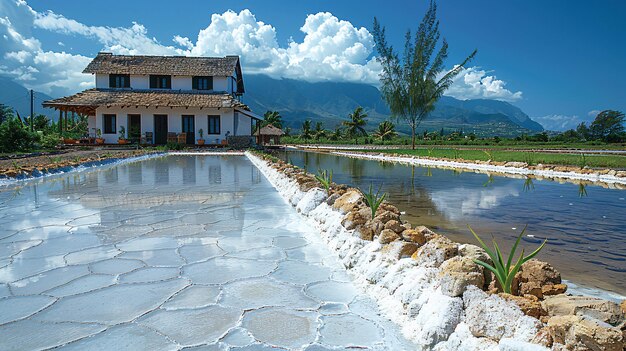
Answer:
[0,155,417,350]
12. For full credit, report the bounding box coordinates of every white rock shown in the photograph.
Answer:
[296,188,327,215]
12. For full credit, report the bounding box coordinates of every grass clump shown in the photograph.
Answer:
[315,169,333,193]
[468,225,546,294]
[359,183,387,219]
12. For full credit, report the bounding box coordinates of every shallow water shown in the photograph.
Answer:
[277,150,626,297]
[0,155,417,350]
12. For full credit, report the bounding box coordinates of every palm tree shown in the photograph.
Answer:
[329,126,343,141]
[373,121,397,141]
[300,120,312,140]
[261,110,283,129]
[313,122,327,141]
[343,107,368,143]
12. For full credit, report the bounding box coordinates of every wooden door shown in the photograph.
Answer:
[154,115,168,145]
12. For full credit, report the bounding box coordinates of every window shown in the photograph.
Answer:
[207,115,220,134]
[103,114,116,134]
[193,76,213,90]
[149,75,171,89]
[109,74,130,88]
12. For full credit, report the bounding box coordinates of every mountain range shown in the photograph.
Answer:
[0,75,56,120]
[0,74,544,137]
[244,74,543,136]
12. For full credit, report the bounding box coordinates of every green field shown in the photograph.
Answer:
[371,148,626,169]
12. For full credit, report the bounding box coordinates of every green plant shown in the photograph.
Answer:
[578,153,587,168]
[315,169,333,193]
[96,128,102,137]
[524,152,534,166]
[523,176,535,191]
[483,150,494,161]
[198,128,204,139]
[40,133,61,149]
[578,183,588,197]
[359,183,387,219]
[118,125,126,140]
[468,225,546,294]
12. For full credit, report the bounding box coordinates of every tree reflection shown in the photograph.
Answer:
[523,176,535,192]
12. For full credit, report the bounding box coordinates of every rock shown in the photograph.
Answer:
[547,315,624,351]
[400,229,427,245]
[325,193,341,206]
[295,188,327,215]
[459,244,493,288]
[332,189,363,213]
[541,284,567,297]
[381,241,418,260]
[383,220,405,234]
[504,161,528,168]
[374,210,400,224]
[377,202,400,215]
[463,286,542,342]
[531,327,554,348]
[413,236,459,267]
[499,293,547,319]
[516,259,562,298]
[439,256,485,297]
[341,208,371,230]
[542,295,625,326]
[378,229,400,244]
[356,219,384,241]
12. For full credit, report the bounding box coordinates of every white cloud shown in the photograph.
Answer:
[445,67,523,102]
[1,0,521,104]
[587,109,601,117]
[531,114,593,131]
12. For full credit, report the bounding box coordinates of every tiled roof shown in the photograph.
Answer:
[43,89,250,114]
[83,52,240,77]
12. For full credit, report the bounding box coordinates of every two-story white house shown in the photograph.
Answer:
[44,53,259,145]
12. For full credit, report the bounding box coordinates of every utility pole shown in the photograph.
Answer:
[30,89,34,132]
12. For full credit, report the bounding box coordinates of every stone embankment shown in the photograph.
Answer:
[333,151,626,188]
[248,151,626,351]
[0,149,162,179]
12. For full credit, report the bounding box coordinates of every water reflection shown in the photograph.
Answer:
[277,150,626,295]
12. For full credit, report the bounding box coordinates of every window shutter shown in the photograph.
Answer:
[192,77,198,90]
[109,75,115,88]
[208,77,213,90]
[150,75,156,89]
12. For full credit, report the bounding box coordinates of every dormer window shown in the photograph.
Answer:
[150,75,171,89]
[109,74,130,88]
[193,76,213,90]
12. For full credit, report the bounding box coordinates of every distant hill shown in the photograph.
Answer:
[0,75,57,120]
[244,74,543,137]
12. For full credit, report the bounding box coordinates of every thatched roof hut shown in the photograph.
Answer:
[255,124,284,145]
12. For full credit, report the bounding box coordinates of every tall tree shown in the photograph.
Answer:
[590,110,625,142]
[0,104,13,124]
[373,121,397,141]
[313,122,327,141]
[576,122,590,140]
[343,106,368,143]
[261,110,283,129]
[372,1,476,149]
[300,119,312,140]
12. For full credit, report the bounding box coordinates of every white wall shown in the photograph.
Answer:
[93,106,251,144]
[131,75,149,89]
[214,77,228,92]
[172,76,192,90]
[95,74,108,88]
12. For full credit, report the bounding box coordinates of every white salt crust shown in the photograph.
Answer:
[246,152,550,351]
[333,151,626,186]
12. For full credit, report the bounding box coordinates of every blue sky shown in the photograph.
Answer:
[2,0,625,130]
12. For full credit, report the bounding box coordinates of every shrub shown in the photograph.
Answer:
[0,118,38,153]
[40,133,61,149]
[468,225,546,294]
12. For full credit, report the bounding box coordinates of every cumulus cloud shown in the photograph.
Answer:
[1,0,520,103]
[531,114,593,131]
[0,0,93,95]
